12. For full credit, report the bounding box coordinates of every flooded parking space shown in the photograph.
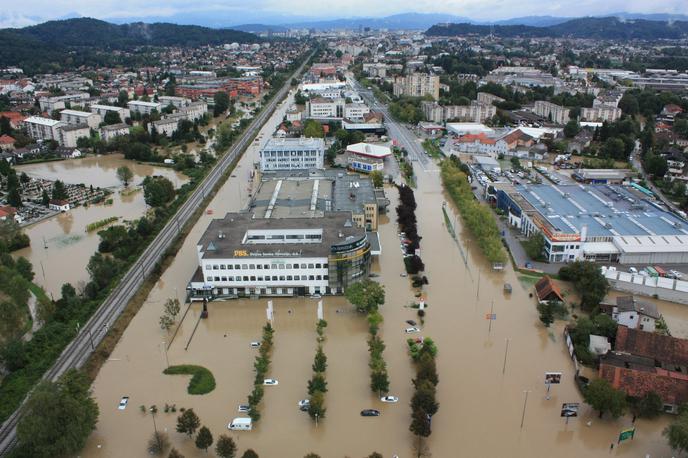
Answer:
[82,101,679,457]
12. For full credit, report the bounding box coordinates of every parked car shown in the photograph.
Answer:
[628,267,638,274]
[263,379,279,386]
[360,409,381,417]
[238,404,250,413]
[118,396,129,410]
[380,396,399,403]
[250,341,261,348]
[404,327,420,333]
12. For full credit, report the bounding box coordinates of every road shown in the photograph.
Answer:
[630,147,684,216]
[0,51,313,456]
[347,76,438,174]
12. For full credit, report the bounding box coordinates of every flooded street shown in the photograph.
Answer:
[82,109,679,457]
[14,155,187,297]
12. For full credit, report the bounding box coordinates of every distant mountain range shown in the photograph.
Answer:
[427,17,688,40]
[0,18,257,73]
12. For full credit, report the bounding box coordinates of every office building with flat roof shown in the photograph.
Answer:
[259,137,324,171]
[188,211,372,299]
[495,183,688,264]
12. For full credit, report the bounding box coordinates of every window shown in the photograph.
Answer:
[205,265,212,270]
[257,265,262,269]
[323,263,328,269]
[213,265,219,270]
[315,263,321,268]
[234,264,240,269]
[250,276,256,281]
[242,264,248,269]
[271,264,277,269]
[221,276,227,281]
[206,276,213,281]
[220,264,226,269]
[264,264,269,269]
[249,264,255,269]
[228,277,234,282]
[323,275,328,280]
[286,264,292,269]
[309,275,315,280]
[243,276,248,281]
[214,276,220,281]
[294,275,300,280]
[279,276,285,281]
[272,276,278,281]
[316,275,322,280]
[287,275,293,280]
[228,265,233,270]
[308,263,315,269]
[257,276,263,281]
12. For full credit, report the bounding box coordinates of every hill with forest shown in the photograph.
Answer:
[426,17,688,40]
[0,18,258,74]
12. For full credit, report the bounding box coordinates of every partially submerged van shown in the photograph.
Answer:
[228,417,252,431]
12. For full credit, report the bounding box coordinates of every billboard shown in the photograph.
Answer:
[545,372,562,384]
[560,403,579,417]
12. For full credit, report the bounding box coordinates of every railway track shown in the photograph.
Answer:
[0,51,313,456]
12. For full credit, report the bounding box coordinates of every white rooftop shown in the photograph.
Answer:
[60,109,94,117]
[446,123,494,135]
[613,235,688,254]
[24,116,61,127]
[517,126,562,139]
[127,100,162,107]
[346,142,392,158]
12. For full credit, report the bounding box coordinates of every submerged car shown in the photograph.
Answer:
[263,379,279,386]
[404,327,420,333]
[361,409,380,417]
[250,341,261,348]
[380,396,399,403]
[405,320,417,326]
[238,404,250,413]
[298,399,310,408]
[118,396,129,410]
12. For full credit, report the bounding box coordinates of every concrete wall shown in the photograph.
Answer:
[605,270,688,304]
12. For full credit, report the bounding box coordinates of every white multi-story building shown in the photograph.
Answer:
[421,101,496,123]
[581,106,622,122]
[188,212,372,298]
[23,116,64,142]
[179,101,208,121]
[306,97,345,119]
[344,103,370,119]
[393,73,440,100]
[38,92,89,112]
[533,101,570,125]
[60,109,101,129]
[259,137,325,171]
[100,123,130,142]
[59,124,91,148]
[149,114,184,137]
[127,100,162,115]
[89,104,130,122]
[159,96,192,109]
[477,92,505,105]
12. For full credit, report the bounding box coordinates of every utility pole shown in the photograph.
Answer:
[520,390,530,429]
[161,341,169,368]
[502,338,510,374]
[476,267,481,299]
[488,300,495,334]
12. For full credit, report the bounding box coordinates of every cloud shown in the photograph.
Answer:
[1,0,687,25]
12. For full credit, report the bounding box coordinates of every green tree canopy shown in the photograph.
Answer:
[215,434,237,458]
[345,279,385,313]
[176,408,200,437]
[583,378,627,418]
[16,369,99,457]
[143,176,175,207]
[195,426,213,452]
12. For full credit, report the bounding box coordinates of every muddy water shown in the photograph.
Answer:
[14,155,187,297]
[82,105,675,457]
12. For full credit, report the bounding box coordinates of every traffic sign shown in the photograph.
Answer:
[618,427,635,443]
[485,313,496,320]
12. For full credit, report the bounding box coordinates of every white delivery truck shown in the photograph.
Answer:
[228,417,252,431]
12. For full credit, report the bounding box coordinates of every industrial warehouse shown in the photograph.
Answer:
[188,212,372,299]
[494,183,688,264]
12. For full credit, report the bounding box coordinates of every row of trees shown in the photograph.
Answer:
[440,156,506,264]
[408,337,439,456]
[367,311,391,397]
[396,184,425,275]
[0,250,35,343]
[307,320,328,422]
[246,323,275,422]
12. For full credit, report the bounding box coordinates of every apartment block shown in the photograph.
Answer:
[393,73,440,100]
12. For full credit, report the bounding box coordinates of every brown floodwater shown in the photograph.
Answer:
[14,155,187,297]
[81,102,678,458]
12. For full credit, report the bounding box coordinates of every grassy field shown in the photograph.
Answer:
[163,365,216,395]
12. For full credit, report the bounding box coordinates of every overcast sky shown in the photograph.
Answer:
[1,0,687,28]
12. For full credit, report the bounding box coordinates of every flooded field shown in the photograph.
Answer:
[82,108,679,457]
[14,155,187,297]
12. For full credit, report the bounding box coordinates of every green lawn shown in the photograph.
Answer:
[163,365,216,395]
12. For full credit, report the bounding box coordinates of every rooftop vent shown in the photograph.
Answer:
[218,231,226,239]
[207,241,217,251]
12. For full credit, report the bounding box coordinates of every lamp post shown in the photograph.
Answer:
[150,405,161,451]
[520,390,530,429]
[161,341,169,368]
